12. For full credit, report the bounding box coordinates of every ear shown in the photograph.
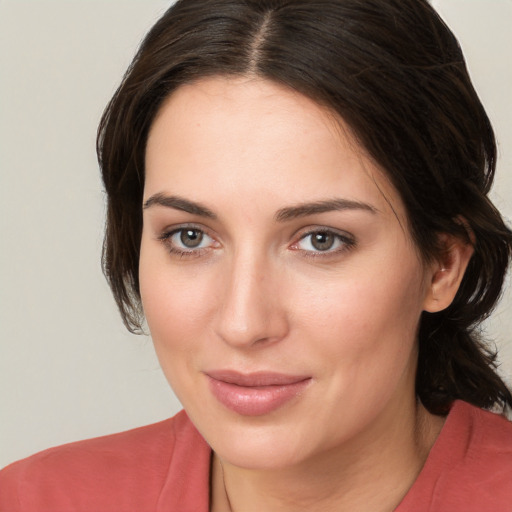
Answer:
[422,233,474,313]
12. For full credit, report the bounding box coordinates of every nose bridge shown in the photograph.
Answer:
[215,244,288,348]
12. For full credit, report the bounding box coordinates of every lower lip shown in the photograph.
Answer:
[207,377,311,416]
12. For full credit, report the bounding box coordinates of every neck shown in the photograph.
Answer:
[211,398,444,512]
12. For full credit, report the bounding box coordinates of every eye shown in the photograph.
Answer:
[176,228,206,248]
[292,229,355,255]
[159,226,218,256]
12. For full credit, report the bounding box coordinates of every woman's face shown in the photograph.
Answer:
[140,77,434,470]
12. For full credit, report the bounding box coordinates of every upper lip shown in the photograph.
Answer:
[205,370,311,387]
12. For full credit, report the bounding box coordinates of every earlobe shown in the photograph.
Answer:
[423,233,474,313]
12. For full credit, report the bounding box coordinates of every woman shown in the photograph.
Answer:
[1,0,511,510]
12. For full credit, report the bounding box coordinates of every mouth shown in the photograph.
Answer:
[205,370,311,416]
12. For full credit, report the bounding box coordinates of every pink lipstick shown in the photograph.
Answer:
[205,370,311,416]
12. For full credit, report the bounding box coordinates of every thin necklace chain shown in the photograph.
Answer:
[219,459,234,512]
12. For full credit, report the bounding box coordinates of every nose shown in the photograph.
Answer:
[214,251,289,349]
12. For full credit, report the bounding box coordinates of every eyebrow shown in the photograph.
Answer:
[143,193,377,222]
[143,193,217,219]
[275,198,378,222]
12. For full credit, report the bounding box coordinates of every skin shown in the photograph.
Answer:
[140,76,472,512]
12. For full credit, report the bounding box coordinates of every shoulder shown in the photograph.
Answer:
[439,401,512,510]
[399,401,512,512]
[443,400,512,470]
[459,402,512,491]
[0,410,208,512]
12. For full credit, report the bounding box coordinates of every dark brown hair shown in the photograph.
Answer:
[97,0,512,415]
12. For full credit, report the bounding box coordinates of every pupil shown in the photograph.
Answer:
[180,229,203,248]
[312,232,334,251]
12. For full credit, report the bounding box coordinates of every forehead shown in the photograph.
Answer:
[144,76,406,224]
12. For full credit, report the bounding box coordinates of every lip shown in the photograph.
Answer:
[205,370,311,416]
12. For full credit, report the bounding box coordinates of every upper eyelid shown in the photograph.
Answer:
[293,225,354,241]
[158,227,217,257]
[157,225,215,248]
[158,223,212,238]
[291,226,356,251]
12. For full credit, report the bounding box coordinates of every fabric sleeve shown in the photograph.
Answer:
[0,460,25,511]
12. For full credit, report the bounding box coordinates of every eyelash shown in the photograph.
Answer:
[157,225,217,258]
[291,228,356,258]
[157,226,356,259]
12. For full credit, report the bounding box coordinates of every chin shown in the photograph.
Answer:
[196,409,316,470]
[217,432,309,470]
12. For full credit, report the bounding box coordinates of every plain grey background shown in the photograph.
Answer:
[1,0,511,468]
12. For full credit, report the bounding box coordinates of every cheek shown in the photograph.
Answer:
[139,250,217,356]
[292,253,426,373]
[139,260,220,409]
